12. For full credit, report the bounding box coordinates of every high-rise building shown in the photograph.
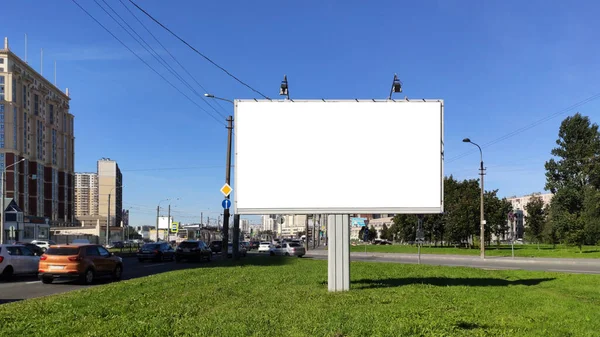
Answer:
[97,158,123,227]
[75,173,98,216]
[0,37,75,226]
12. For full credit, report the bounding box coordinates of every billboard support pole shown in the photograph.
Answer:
[305,216,309,251]
[328,214,350,292]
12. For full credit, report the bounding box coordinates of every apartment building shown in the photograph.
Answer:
[75,173,98,216]
[97,158,123,227]
[0,38,75,227]
[506,192,553,227]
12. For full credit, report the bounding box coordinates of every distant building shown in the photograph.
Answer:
[97,158,123,227]
[506,192,553,227]
[240,219,250,233]
[75,173,98,217]
[0,37,75,231]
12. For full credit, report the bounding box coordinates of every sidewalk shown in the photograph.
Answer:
[305,249,600,266]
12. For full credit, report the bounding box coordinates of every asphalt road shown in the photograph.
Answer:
[0,256,213,305]
[307,249,600,274]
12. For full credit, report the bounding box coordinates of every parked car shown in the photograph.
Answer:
[30,240,57,252]
[209,241,223,254]
[0,244,41,280]
[249,241,260,250]
[15,242,45,256]
[38,244,123,284]
[258,242,273,253]
[241,241,251,251]
[137,242,175,262]
[269,242,305,257]
[227,243,247,258]
[175,241,212,262]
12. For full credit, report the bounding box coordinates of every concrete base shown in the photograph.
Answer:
[327,214,350,292]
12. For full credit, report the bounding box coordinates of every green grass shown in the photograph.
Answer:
[2,257,600,336]
[350,243,600,258]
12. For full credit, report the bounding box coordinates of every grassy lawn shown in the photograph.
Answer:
[2,257,600,336]
[350,243,600,258]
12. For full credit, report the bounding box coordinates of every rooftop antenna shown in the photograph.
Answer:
[24,34,28,63]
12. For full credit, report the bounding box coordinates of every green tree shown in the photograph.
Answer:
[545,113,600,250]
[391,214,417,243]
[380,224,392,241]
[524,195,546,248]
[368,226,377,241]
[484,190,512,246]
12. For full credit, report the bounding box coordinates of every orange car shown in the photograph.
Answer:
[38,244,123,284]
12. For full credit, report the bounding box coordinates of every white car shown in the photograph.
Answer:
[30,240,57,252]
[0,244,41,280]
[269,242,306,257]
[258,242,273,253]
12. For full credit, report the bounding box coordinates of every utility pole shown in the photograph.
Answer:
[106,194,111,245]
[167,204,171,243]
[233,214,240,260]
[201,212,203,225]
[479,157,485,259]
[155,205,160,242]
[305,216,309,251]
[222,116,233,256]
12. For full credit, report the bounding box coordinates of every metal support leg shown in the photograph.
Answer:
[328,214,350,292]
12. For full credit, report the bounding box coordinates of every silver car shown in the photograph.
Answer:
[269,242,305,257]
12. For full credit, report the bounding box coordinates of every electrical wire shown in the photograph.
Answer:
[93,0,227,122]
[117,0,230,117]
[128,0,271,100]
[447,92,600,163]
[97,0,227,119]
[71,0,226,127]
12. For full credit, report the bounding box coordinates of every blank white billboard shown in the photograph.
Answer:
[234,100,443,215]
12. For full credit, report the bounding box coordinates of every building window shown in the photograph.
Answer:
[23,159,28,213]
[0,153,4,170]
[52,129,57,165]
[23,85,26,107]
[49,104,54,124]
[0,76,5,101]
[23,112,27,153]
[34,94,39,115]
[13,107,17,150]
[0,105,4,149]
[24,226,34,240]
[0,59,3,64]
[62,113,66,132]
[12,78,16,102]
[37,120,43,160]
[63,134,67,168]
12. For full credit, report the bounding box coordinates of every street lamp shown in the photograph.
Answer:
[0,158,25,244]
[388,74,402,99]
[106,185,124,245]
[204,93,234,104]
[463,138,486,259]
[279,75,289,99]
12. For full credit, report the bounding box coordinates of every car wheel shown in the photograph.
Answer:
[270,251,275,256]
[112,265,123,281]
[285,252,290,256]
[207,254,212,262]
[298,255,304,258]
[1,266,13,281]
[41,276,53,284]
[81,268,95,285]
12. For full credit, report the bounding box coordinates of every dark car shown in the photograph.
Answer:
[137,242,175,262]
[175,240,212,262]
[209,241,223,254]
[249,241,260,250]
[15,242,44,256]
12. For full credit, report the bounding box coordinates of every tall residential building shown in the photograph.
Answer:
[240,219,250,233]
[506,192,553,226]
[74,173,98,216]
[0,38,75,226]
[97,158,123,227]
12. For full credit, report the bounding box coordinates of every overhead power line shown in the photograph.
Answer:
[128,0,271,100]
[71,0,226,127]
[117,0,229,117]
[446,92,600,164]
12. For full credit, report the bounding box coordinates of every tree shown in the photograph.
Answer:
[368,226,377,241]
[380,224,392,241]
[391,214,416,243]
[484,190,512,245]
[545,113,600,249]
[524,195,545,248]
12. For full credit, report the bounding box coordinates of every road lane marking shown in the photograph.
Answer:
[142,263,166,268]
[26,281,41,284]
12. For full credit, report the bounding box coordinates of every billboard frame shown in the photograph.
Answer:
[233,99,444,215]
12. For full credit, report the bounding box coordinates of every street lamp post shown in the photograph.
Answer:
[0,158,25,244]
[463,138,486,259]
[156,199,170,242]
[106,185,124,245]
[205,93,236,259]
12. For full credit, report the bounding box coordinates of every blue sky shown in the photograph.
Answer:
[3,0,600,226]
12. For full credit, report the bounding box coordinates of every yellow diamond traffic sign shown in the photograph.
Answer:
[220,183,232,197]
